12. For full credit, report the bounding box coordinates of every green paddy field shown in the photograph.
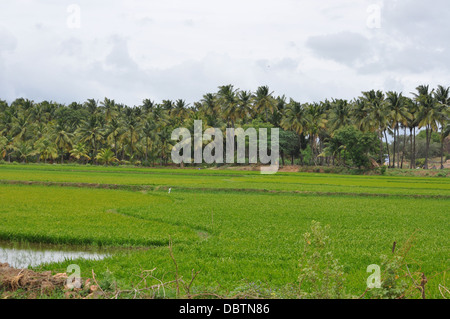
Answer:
[0,164,448,298]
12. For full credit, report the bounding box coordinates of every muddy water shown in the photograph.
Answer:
[0,241,111,269]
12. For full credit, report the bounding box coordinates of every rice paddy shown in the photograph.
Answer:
[0,163,448,298]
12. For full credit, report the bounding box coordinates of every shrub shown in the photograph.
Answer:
[298,221,347,299]
[325,126,379,169]
[141,160,152,167]
[415,158,426,167]
[367,255,409,299]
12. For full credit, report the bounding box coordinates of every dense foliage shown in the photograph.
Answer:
[0,84,448,169]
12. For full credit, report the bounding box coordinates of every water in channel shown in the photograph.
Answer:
[0,241,111,269]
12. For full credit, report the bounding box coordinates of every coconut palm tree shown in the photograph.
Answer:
[217,85,239,128]
[327,99,352,133]
[433,85,450,169]
[0,136,16,162]
[253,86,276,122]
[161,100,174,116]
[399,97,414,168]
[53,122,73,164]
[95,148,118,165]
[385,91,411,168]
[0,136,7,160]
[84,99,100,117]
[271,95,287,127]
[149,103,169,128]
[352,98,371,132]
[70,142,91,163]
[105,118,124,159]
[141,99,155,116]
[0,100,7,113]
[406,100,419,169]
[236,90,254,122]
[304,103,327,165]
[201,93,218,118]
[76,115,104,162]
[0,108,14,137]
[360,90,388,165]
[142,118,156,163]
[15,141,36,163]
[35,137,59,163]
[11,114,31,143]
[281,99,306,164]
[413,85,439,169]
[156,127,174,165]
[100,97,118,122]
[172,99,189,124]
[122,107,141,160]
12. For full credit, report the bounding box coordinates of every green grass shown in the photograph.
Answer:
[0,164,448,298]
[1,164,449,196]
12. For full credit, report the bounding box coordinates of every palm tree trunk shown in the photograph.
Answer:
[299,135,304,165]
[413,127,416,169]
[379,132,383,165]
[130,130,134,159]
[384,130,390,167]
[114,136,118,158]
[441,127,445,169]
[397,127,401,168]
[424,126,430,169]
[401,127,407,169]
[409,128,413,169]
[145,137,149,162]
[392,126,396,168]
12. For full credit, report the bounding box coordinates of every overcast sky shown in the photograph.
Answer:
[0,0,449,106]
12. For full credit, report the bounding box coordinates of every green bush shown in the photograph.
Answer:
[325,126,379,169]
[367,255,409,299]
[298,221,347,299]
[415,158,426,167]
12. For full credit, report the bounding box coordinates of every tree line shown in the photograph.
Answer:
[0,84,448,169]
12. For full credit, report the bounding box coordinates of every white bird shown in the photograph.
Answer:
[168,188,172,194]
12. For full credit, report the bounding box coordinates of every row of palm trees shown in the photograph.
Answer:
[0,84,448,168]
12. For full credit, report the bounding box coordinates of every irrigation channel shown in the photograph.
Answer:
[0,241,113,269]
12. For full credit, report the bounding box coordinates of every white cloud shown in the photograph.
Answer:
[0,0,448,106]
[306,31,372,66]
